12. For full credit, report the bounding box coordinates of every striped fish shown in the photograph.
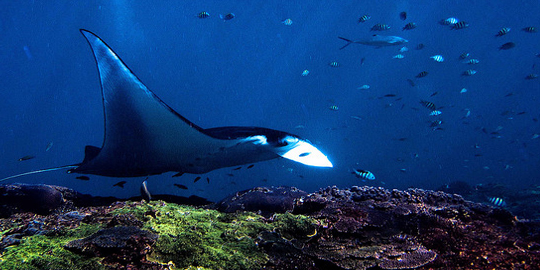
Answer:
[496,27,511,36]
[451,21,469,30]
[522,26,537,33]
[197,11,210,19]
[358,14,371,23]
[402,22,417,31]
[430,55,444,62]
[328,61,340,67]
[371,23,391,31]
[488,197,506,207]
[352,169,375,180]
[416,71,429,78]
[440,17,458,25]
[420,100,437,110]
[463,69,477,76]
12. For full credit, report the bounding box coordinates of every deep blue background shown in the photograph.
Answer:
[1,1,539,201]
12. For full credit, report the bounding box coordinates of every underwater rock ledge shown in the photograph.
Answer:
[0,184,538,270]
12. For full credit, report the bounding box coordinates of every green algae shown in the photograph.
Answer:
[113,201,318,270]
[0,223,105,270]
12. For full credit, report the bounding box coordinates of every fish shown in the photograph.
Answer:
[430,92,438,97]
[451,21,469,30]
[140,180,151,201]
[371,24,390,31]
[496,27,511,36]
[0,30,333,183]
[429,110,442,116]
[416,71,429,78]
[420,100,437,110]
[352,169,375,180]
[464,59,479,64]
[462,69,477,76]
[247,164,254,169]
[460,88,468,93]
[206,177,210,183]
[194,176,201,183]
[172,172,183,177]
[416,43,425,50]
[522,26,537,33]
[282,18,293,26]
[406,79,415,86]
[358,15,371,23]
[338,35,408,49]
[499,42,516,50]
[399,12,407,20]
[233,166,242,170]
[76,176,90,181]
[430,120,443,127]
[430,55,444,62]
[440,17,458,25]
[399,46,409,53]
[526,74,538,80]
[197,12,210,19]
[357,85,370,90]
[328,61,340,67]
[301,70,309,76]
[113,180,127,188]
[383,94,397,97]
[459,52,470,59]
[488,197,506,207]
[45,142,54,152]
[329,105,339,111]
[402,22,417,30]
[18,155,35,161]
[393,54,404,59]
[219,13,235,20]
[174,183,188,190]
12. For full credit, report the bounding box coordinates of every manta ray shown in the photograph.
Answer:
[1,30,332,182]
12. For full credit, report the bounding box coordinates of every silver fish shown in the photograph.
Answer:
[338,35,408,50]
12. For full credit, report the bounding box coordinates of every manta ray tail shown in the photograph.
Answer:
[0,165,79,183]
[338,36,355,50]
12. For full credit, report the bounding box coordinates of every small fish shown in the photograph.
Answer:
[420,100,437,110]
[440,17,458,25]
[526,74,538,80]
[532,134,540,139]
[219,13,235,20]
[430,92,438,97]
[114,181,127,188]
[194,176,201,183]
[465,59,480,64]
[45,142,53,152]
[406,79,416,86]
[329,105,339,111]
[416,71,429,78]
[358,14,371,23]
[206,177,210,183]
[328,61,340,67]
[247,164,255,169]
[459,52,470,59]
[488,197,507,207]
[416,43,425,50]
[429,110,442,116]
[460,88,468,93]
[18,155,35,161]
[463,69,477,76]
[174,183,188,190]
[399,11,407,21]
[197,12,210,19]
[504,92,514,97]
[371,23,391,31]
[499,42,516,50]
[172,172,183,177]
[233,166,242,170]
[76,176,90,181]
[140,180,151,202]
[226,173,234,177]
[350,116,363,120]
[430,55,444,62]
[383,94,397,97]
[301,69,310,76]
[402,22,417,31]
[430,120,443,127]
[393,54,405,59]
[496,27,511,36]
[451,21,469,30]
[465,109,471,118]
[357,85,370,90]
[352,169,376,180]
[522,26,537,33]
[360,57,366,65]
[282,18,293,26]
[399,46,409,53]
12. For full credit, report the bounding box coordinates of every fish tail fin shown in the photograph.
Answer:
[338,37,354,50]
[0,165,79,183]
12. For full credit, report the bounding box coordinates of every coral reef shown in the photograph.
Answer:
[0,185,538,269]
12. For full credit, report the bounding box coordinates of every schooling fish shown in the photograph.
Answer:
[328,61,340,67]
[451,21,469,30]
[463,69,477,76]
[45,142,54,152]
[174,183,188,190]
[402,22,417,31]
[18,155,35,161]
[197,12,210,19]
[416,71,429,78]
[522,26,537,33]
[352,169,375,180]
[194,176,201,183]
[399,11,407,21]
[440,17,458,26]
[488,197,507,207]
[430,55,444,62]
[496,27,511,36]
[113,180,127,188]
[371,24,391,31]
[420,100,437,110]
[76,176,90,181]
[219,13,235,21]
[499,42,516,50]
[338,35,408,49]
[282,18,293,26]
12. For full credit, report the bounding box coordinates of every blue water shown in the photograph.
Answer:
[1,1,539,201]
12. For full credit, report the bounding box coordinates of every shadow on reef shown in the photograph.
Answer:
[0,183,539,269]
